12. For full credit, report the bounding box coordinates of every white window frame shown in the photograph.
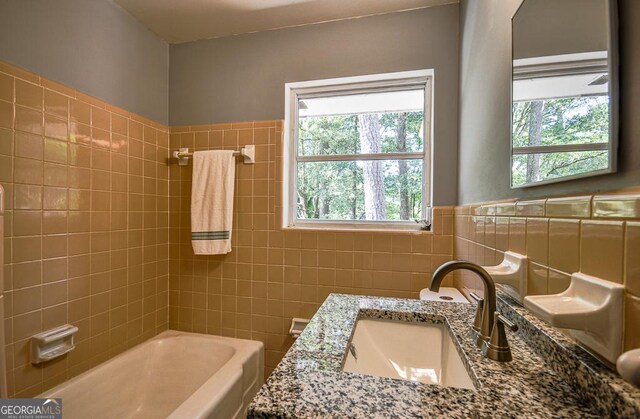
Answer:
[282,70,434,231]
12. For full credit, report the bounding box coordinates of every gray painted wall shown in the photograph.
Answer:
[458,0,640,205]
[169,6,460,206]
[0,0,169,124]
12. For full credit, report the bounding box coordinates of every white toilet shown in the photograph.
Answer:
[419,287,469,304]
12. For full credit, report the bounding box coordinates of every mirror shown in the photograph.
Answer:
[511,0,618,188]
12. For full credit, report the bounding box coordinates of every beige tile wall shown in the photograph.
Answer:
[0,60,170,396]
[168,122,454,375]
[453,191,640,352]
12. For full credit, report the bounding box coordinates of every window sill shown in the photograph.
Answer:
[282,224,432,234]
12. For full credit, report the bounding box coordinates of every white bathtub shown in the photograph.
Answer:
[41,330,264,419]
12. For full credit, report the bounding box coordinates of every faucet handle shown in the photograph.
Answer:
[497,313,518,332]
[469,291,482,303]
[482,312,518,362]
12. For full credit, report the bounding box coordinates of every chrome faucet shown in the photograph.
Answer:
[430,260,517,362]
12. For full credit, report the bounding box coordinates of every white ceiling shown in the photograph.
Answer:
[113,0,457,44]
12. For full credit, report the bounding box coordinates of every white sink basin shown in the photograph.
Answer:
[342,318,475,390]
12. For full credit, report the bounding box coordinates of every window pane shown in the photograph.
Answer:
[512,150,608,187]
[298,90,424,156]
[296,159,423,222]
[512,96,609,149]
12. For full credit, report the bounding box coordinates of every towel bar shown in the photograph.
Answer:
[172,146,255,166]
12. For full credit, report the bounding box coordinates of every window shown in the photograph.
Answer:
[283,70,433,230]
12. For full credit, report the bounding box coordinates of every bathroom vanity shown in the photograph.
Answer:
[248,292,640,418]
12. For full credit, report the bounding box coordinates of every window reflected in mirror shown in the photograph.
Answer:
[511,0,617,188]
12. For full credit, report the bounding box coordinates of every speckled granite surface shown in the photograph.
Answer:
[497,292,640,417]
[248,292,640,418]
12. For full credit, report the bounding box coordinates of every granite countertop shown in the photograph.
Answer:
[248,292,640,418]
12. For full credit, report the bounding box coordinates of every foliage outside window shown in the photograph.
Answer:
[283,71,432,230]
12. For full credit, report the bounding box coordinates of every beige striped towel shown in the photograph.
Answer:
[191,150,235,255]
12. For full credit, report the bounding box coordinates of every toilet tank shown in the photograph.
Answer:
[419,287,469,304]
